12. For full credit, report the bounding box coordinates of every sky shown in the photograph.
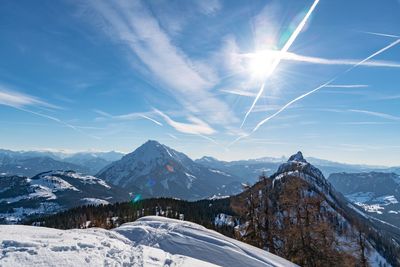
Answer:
[0,0,399,166]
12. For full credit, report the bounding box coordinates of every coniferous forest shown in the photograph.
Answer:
[27,174,400,267]
[27,197,237,237]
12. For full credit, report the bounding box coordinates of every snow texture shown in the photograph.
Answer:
[80,198,110,206]
[0,216,296,267]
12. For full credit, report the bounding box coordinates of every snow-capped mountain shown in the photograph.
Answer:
[62,151,124,174]
[0,149,124,176]
[231,152,397,266]
[97,140,243,200]
[0,155,90,177]
[195,156,282,183]
[0,171,129,223]
[0,216,296,267]
[272,151,330,192]
[195,153,399,184]
[329,172,400,228]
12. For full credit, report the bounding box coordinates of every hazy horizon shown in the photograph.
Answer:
[1,0,399,166]
[0,139,397,168]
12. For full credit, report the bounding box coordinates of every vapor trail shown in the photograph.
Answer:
[240,82,264,128]
[230,38,400,146]
[139,114,163,126]
[198,134,219,145]
[252,79,333,133]
[252,38,400,134]
[15,106,101,140]
[241,0,320,128]
[362,31,400,38]
[344,39,400,73]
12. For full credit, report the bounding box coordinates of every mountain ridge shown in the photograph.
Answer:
[97,140,243,200]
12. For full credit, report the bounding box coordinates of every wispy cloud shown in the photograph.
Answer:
[0,86,99,138]
[14,106,100,140]
[86,0,235,125]
[229,38,400,147]
[93,109,113,118]
[0,86,58,109]
[349,109,400,121]
[380,94,400,100]
[338,121,394,125]
[241,0,320,128]
[251,39,400,133]
[154,109,215,135]
[196,0,221,15]
[94,109,163,126]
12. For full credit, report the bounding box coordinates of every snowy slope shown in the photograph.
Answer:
[0,216,296,267]
[0,171,129,222]
[329,172,400,228]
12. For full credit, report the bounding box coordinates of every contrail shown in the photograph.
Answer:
[241,0,320,128]
[240,82,264,128]
[349,109,400,121]
[252,38,400,134]
[139,114,163,126]
[324,84,368,88]
[252,79,333,133]
[345,39,400,73]
[228,133,250,147]
[198,134,219,145]
[167,133,178,140]
[230,38,400,146]
[241,50,400,68]
[14,106,101,140]
[279,52,400,68]
[362,31,400,39]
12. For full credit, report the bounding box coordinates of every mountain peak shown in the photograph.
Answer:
[123,140,179,162]
[288,151,307,163]
[97,140,241,199]
[199,156,219,162]
[143,139,162,147]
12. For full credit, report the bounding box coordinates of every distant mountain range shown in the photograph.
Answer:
[97,140,243,200]
[31,151,399,266]
[329,172,400,228]
[0,149,124,176]
[195,155,399,183]
[0,170,129,223]
[1,146,398,180]
[1,140,399,232]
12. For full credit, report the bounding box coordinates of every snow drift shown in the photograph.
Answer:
[0,216,296,267]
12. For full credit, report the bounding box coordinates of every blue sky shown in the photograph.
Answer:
[0,0,399,166]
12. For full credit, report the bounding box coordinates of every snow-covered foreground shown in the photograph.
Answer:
[0,216,296,267]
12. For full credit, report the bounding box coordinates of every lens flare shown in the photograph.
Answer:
[131,194,142,203]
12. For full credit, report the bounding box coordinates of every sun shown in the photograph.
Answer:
[247,50,277,80]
